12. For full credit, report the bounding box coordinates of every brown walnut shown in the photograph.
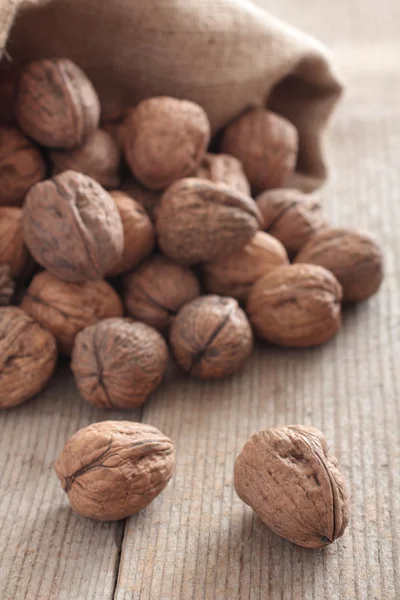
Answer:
[16,58,100,149]
[21,271,123,354]
[194,153,251,196]
[120,178,162,221]
[0,207,34,278]
[0,266,14,306]
[55,421,175,520]
[256,188,326,258]
[221,108,299,194]
[234,425,350,548]
[203,231,288,303]
[294,228,384,303]
[156,178,263,265]
[107,191,155,276]
[123,255,200,333]
[170,295,253,379]
[246,264,342,347]
[0,126,46,206]
[23,170,124,282]
[122,96,211,190]
[71,318,169,409]
[50,129,121,189]
[0,306,57,408]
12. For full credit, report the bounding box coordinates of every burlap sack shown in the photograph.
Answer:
[0,0,343,191]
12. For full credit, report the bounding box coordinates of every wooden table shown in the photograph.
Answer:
[1,0,399,598]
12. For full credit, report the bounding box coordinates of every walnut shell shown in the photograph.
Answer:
[0,126,46,206]
[0,266,15,306]
[71,318,169,409]
[194,153,251,196]
[234,425,350,548]
[50,129,121,189]
[122,97,211,190]
[16,58,100,149]
[256,188,326,258]
[107,191,155,276]
[170,295,253,379]
[21,271,123,354]
[123,255,200,333]
[294,228,384,303]
[221,108,299,194]
[22,171,124,282]
[0,207,34,278]
[0,306,57,408]
[55,421,175,520]
[156,178,263,265]
[120,178,161,221]
[246,264,342,347]
[203,231,289,302]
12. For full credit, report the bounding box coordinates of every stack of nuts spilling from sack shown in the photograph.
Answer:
[0,58,382,546]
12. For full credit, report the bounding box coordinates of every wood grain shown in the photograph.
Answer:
[0,0,399,599]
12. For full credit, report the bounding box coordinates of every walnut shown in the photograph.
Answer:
[120,178,161,221]
[234,425,350,548]
[22,171,124,282]
[107,191,155,276]
[156,178,263,265]
[0,207,34,278]
[194,153,251,196]
[294,228,384,303]
[221,108,299,194]
[0,266,14,306]
[256,188,326,258]
[246,264,342,347]
[122,97,211,190]
[50,129,121,189]
[0,306,57,408]
[21,271,123,354]
[16,58,100,149]
[123,255,200,333]
[0,126,46,206]
[55,421,175,520]
[170,295,253,379]
[203,231,288,303]
[71,318,169,409]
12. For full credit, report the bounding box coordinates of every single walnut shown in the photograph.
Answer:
[0,207,34,278]
[256,188,326,258]
[194,153,251,196]
[16,58,100,149]
[0,306,57,408]
[23,171,124,282]
[203,231,288,303]
[156,178,263,265]
[0,266,15,306]
[295,228,384,303]
[0,127,46,206]
[123,255,200,333]
[120,178,162,221]
[122,97,211,190]
[50,129,121,189]
[221,108,299,194]
[55,421,175,520]
[72,318,169,409]
[170,295,253,379]
[21,271,123,354]
[246,264,342,347]
[234,425,350,548]
[107,191,155,276]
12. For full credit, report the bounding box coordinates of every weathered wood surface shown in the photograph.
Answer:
[0,1,399,599]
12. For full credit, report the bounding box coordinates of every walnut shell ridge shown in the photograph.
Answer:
[71,318,169,409]
[234,425,350,548]
[55,420,175,520]
[195,153,251,196]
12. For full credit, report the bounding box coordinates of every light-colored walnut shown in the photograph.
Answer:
[234,425,350,548]
[194,153,251,196]
[55,421,175,520]
[0,206,34,278]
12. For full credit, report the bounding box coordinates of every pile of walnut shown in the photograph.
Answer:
[0,58,378,543]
